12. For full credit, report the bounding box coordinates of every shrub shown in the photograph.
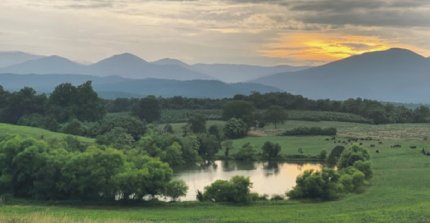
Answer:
[199,176,253,203]
[235,143,257,161]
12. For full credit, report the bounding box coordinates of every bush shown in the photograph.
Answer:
[287,168,341,200]
[235,143,257,161]
[224,118,248,139]
[281,127,337,136]
[289,146,372,200]
[199,176,253,203]
[270,194,285,201]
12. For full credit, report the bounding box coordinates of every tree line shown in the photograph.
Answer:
[107,92,430,124]
[1,83,430,129]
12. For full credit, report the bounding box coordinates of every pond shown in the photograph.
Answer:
[174,160,322,201]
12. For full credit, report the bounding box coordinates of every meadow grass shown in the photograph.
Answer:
[0,123,94,143]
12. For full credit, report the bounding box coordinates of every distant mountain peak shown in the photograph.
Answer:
[153,58,190,67]
[110,53,146,62]
[43,55,76,62]
[358,47,425,59]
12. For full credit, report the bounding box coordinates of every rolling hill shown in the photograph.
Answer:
[0,73,280,99]
[254,48,430,103]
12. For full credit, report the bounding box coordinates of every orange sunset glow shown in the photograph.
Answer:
[260,33,429,65]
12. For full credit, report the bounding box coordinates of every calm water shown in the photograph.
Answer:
[174,160,322,201]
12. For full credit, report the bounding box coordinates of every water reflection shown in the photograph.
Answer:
[174,160,321,201]
[263,161,280,176]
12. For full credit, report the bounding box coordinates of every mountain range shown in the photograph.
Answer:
[0,52,303,82]
[254,48,430,103]
[1,48,430,102]
[0,73,280,99]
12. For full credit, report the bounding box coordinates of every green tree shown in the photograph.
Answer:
[263,105,287,128]
[1,87,47,124]
[261,141,281,160]
[198,134,221,160]
[208,125,221,139]
[180,135,201,163]
[413,106,430,123]
[164,180,188,201]
[187,114,206,133]
[49,82,105,122]
[76,81,106,121]
[222,100,255,125]
[132,96,161,123]
[224,118,248,139]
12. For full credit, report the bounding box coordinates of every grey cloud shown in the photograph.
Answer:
[225,0,430,27]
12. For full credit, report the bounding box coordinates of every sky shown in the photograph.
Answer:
[0,0,430,66]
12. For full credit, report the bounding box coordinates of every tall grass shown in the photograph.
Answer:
[0,213,142,223]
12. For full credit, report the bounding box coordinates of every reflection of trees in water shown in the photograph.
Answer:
[263,161,280,176]
[235,161,256,170]
[200,160,218,171]
[222,160,236,171]
[294,161,320,171]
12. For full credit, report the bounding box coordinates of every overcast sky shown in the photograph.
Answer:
[1,0,429,66]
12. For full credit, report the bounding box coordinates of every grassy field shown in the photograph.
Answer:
[1,121,430,222]
[0,123,94,143]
